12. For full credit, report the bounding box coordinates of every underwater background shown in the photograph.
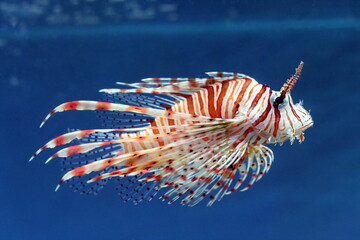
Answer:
[1,0,359,239]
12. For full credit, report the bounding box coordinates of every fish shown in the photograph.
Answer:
[30,61,313,206]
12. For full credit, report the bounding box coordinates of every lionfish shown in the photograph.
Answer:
[30,61,313,206]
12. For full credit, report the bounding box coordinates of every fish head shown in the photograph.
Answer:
[265,61,314,144]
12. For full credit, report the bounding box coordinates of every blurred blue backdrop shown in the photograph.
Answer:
[0,0,359,239]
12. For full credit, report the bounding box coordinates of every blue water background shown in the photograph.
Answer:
[1,1,359,239]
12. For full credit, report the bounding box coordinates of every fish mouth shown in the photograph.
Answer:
[296,119,314,135]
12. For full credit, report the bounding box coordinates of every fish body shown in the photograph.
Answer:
[31,62,313,206]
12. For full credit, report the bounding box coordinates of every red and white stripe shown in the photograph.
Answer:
[32,65,313,206]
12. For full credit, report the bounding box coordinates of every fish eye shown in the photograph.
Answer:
[274,97,284,105]
[272,94,288,108]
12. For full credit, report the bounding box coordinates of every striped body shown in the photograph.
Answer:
[31,65,313,206]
